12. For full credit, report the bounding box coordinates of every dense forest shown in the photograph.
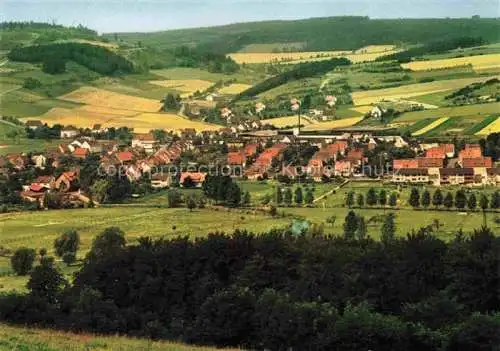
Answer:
[130,46,239,73]
[109,17,500,53]
[0,224,498,350]
[233,57,350,100]
[8,43,135,75]
[377,36,487,63]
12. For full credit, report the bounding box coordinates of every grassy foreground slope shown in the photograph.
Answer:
[0,323,241,351]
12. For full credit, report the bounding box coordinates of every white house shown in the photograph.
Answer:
[60,126,79,139]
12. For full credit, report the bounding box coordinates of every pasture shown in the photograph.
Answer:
[402,53,500,71]
[0,324,242,351]
[350,75,500,106]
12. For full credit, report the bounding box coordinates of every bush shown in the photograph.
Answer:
[10,247,36,275]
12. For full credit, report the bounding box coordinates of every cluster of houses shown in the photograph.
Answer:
[2,124,499,210]
[392,143,499,186]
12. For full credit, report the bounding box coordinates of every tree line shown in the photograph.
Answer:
[8,43,134,75]
[233,58,351,100]
[1,223,498,350]
[345,187,500,211]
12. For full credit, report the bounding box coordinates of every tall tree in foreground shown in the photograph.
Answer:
[275,186,283,205]
[444,192,454,209]
[346,191,355,208]
[409,188,420,208]
[356,215,367,240]
[305,189,314,206]
[467,193,477,210]
[343,210,358,239]
[366,188,377,207]
[357,193,365,208]
[421,189,431,208]
[27,256,67,303]
[381,213,396,243]
[283,188,293,206]
[10,247,36,276]
[491,191,500,209]
[432,189,443,208]
[294,186,303,206]
[388,192,397,207]
[455,189,467,210]
[379,189,387,207]
[54,230,80,265]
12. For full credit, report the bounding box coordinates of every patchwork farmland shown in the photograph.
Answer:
[149,79,215,97]
[402,53,500,71]
[412,117,449,136]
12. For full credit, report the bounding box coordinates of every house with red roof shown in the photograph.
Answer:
[72,147,89,159]
[458,144,482,164]
[393,159,419,170]
[462,157,493,169]
[417,157,443,168]
[227,152,246,166]
[180,172,207,187]
[345,148,365,166]
[334,160,352,177]
[116,151,135,165]
[132,133,158,154]
[55,169,80,192]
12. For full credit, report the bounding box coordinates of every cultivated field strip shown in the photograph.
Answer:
[402,53,500,71]
[412,117,449,136]
[475,116,500,135]
[351,75,500,106]
[149,79,215,97]
[218,83,253,94]
[302,117,363,131]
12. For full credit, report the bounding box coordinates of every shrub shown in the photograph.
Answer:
[10,247,36,275]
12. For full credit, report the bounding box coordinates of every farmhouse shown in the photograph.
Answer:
[60,126,79,139]
[132,133,157,154]
[31,154,47,169]
[439,168,475,186]
[392,168,429,184]
[151,173,172,189]
[25,120,43,129]
[55,169,80,192]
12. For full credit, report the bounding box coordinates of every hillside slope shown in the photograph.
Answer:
[107,16,500,53]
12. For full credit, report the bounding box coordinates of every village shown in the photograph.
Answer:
[2,118,498,210]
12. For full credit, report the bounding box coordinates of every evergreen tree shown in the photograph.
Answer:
[421,189,431,208]
[357,193,365,207]
[444,192,454,209]
[467,193,477,210]
[356,216,367,240]
[283,188,293,206]
[346,191,355,208]
[343,210,358,239]
[480,194,489,211]
[243,191,251,207]
[381,213,396,243]
[305,189,314,205]
[379,189,387,206]
[491,191,500,209]
[432,189,443,208]
[275,186,283,205]
[388,192,397,207]
[455,189,467,209]
[226,183,242,207]
[10,247,36,275]
[409,188,420,208]
[294,186,303,205]
[366,188,377,206]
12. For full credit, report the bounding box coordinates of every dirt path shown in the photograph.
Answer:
[313,179,350,203]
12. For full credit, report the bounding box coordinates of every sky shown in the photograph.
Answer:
[1,0,499,33]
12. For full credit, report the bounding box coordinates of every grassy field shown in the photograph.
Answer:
[237,42,306,52]
[151,67,264,85]
[0,324,241,351]
[395,102,500,122]
[350,75,499,106]
[402,53,500,71]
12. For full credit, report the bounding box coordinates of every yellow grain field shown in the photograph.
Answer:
[55,39,119,49]
[149,79,214,97]
[28,107,133,127]
[302,117,363,131]
[402,54,500,71]
[261,115,313,128]
[228,51,348,64]
[350,105,374,114]
[412,117,449,136]
[218,83,253,94]
[351,75,500,105]
[355,45,396,54]
[475,116,500,136]
[103,113,222,133]
[60,87,162,112]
